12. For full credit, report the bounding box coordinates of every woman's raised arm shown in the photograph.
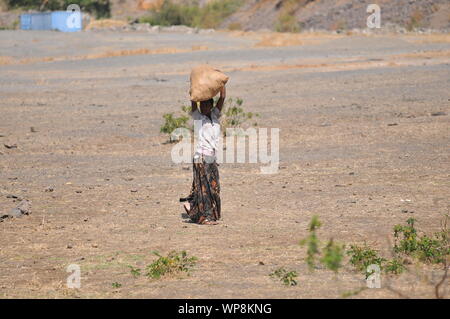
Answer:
[215,86,226,112]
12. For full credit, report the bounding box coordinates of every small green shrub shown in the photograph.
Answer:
[416,235,447,263]
[346,217,449,278]
[195,0,243,29]
[140,0,199,26]
[299,215,322,270]
[321,239,345,273]
[270,267,298,286]
[181,104,193,114]
[6,0,111,19]
[347,244,386,277]
[160,112,189,143]
[111,282,122,288]
[140,0,242,29]
[384,258,406,275]
[128,266,141,278]
[276,13,300,33]
[221,97,258,136]
[394,217,449,264]
[346,245,407,276]
[146,251,197,279]
[406,10,423,31]
[393,217,418,253]
[275,0,300,33]
[300,216,345,273]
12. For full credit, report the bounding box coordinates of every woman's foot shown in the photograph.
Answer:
[198,216,218,225]
[202,220,218,225]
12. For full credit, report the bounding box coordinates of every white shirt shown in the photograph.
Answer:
[192,108,221,156]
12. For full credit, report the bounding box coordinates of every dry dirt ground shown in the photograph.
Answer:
[0,29,449,299]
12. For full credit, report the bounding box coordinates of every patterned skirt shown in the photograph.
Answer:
[187,154,221,224]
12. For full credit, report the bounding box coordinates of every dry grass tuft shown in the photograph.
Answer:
[255,33,303,47]
[85,47,183,59]
[0,56,15,65]
[392,50,450,59]
[252,32,343,47]
[138,0,165,11]
[404,33,450,44]
[85,19,128,30]
[0,46,208,66]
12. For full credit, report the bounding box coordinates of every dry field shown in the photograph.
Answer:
[0,29,449,298]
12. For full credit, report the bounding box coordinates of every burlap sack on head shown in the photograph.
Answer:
[189,65,229,102]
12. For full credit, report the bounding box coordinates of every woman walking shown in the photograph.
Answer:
[182,86,226,225]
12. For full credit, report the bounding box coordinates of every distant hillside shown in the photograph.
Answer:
[110,0,450,31]
[1,0,450,31]
[220,0,450,31]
